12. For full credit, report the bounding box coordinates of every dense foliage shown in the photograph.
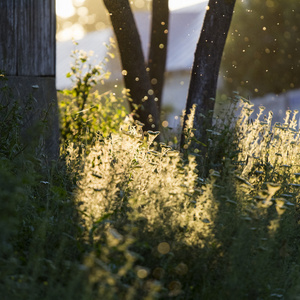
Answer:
[59,46,129,149]
[220,0,300,98]
[1,68,300,299]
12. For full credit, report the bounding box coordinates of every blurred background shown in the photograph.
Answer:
[56,0,300,125]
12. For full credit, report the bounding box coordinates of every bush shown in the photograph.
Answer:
[65,96,300,299]
[58,46,129,151]
[2,66,300,299]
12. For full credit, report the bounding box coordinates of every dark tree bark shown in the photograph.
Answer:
[148,0,169,115]
[181,0,236,153]
[103,0,160,131]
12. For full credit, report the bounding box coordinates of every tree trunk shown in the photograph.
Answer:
[181,0,236,153]
[148,0,169,115]
[103,0,160,131]
[0,0,59,159]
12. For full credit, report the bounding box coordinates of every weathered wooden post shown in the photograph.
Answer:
[0,0,59,159]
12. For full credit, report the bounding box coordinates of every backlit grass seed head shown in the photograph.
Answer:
[147,130,160,146]
[234,100,300,180]
[265,182,281,197]
[182,104,196,148]
[73,123,217,248]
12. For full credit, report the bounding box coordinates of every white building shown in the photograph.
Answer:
[56,3,300,127]
[56,3,207,127]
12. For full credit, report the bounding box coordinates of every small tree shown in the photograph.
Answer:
[104,0,235,156]
[181,0,236,153]
[103,0,169,131]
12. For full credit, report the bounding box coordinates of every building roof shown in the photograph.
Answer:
[56,3,207,90]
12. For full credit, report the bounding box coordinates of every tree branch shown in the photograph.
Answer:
[148,0,169,115]
[103,0,159,131]
[181,0,236,154]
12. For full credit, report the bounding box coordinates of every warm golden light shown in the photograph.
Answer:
[56,0,76,19]
[56,24,85,41]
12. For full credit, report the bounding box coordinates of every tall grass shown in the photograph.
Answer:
[1,63,300,299]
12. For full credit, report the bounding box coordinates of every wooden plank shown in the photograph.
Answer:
[0,0,18,74]
[0,0,55,76]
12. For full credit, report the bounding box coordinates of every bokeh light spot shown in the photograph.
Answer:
[162,120,169,127]
[137,267,148,279]
[158,242,170,254]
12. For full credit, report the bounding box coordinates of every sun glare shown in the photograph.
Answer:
[56,24,85,41]
[169,0,208,11]
[56,0,76,19]
[56,0,207,18]
[56,0,207,41]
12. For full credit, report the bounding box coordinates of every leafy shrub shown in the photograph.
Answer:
[58,46,129,151]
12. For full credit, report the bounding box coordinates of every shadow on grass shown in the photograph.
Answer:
[0,82,90,299]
